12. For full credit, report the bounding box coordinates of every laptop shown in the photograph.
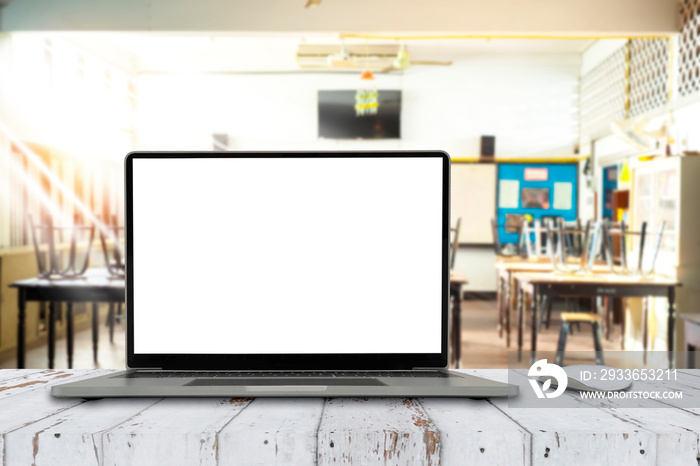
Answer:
[52,151,517,398]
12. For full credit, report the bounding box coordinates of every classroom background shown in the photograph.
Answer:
[0,0,697,370]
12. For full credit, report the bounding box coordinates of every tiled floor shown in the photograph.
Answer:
[456,293,622,369]
[0,296,622,370]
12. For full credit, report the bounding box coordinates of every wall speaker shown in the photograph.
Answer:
[480,135,495,158]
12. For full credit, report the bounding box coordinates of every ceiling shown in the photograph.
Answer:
[56,32,596,74]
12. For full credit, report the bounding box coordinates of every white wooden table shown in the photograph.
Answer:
[3,369,700,465]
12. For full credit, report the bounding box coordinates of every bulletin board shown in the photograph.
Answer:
[451,162,496,244]
[496,163,578,244]
[601,165,618,220]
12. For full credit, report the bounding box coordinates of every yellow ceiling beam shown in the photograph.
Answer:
[341,33,673,41]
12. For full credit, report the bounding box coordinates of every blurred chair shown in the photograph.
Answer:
[602,220,664,277]
[490,217,523,257]
[544,217,593,274]
[28,214,94,278]
[561,219,584,258]
[521,218,568,259]
[555,311,605,366]
[642,221,666,277]
[541,219,604,331]
[98,215,126,340]
[98,215,125,278]
[520,219,542,258]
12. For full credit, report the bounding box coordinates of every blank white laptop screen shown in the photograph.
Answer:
[132,156,443,354]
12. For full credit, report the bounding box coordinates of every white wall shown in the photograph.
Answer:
[0,34,12,248]
[133,54,582,292]
[134,55,581,159]
[0,32,585,291]
[0,0,679,35]
[0,35,135,163]
[454,248,496,292]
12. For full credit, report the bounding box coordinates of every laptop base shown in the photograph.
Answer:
[51,370,518,398]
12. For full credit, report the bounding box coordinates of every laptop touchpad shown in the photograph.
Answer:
[186,378,385,387]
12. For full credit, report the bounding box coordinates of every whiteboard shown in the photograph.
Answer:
[451,163,497,244]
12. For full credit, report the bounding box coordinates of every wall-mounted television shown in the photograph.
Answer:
[318,90,401,139]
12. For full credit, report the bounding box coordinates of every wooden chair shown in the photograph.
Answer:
[28,214,94,278]
[555,312,604,366]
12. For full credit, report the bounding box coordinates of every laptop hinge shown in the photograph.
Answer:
[411,367,445,371]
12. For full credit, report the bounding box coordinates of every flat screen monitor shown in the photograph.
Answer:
[318,90,401,139]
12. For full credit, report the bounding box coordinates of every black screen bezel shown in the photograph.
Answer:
[125,151,450,370]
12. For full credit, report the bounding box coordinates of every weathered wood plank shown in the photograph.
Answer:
[471,369,700,464]
[0,370,116,465]
[0,369,78,399]
[217,397,325,465]
[492,369,693,465]
[592,407,700,466]
[572,375,700,466]
[103,397,253,465]
[418,397,530,465]
[461,369,509,383]
[469,368,700,463]
[379,370,527,464]
[316,397,440,465]
[677,369,700,380]
[3,369,700,465]
[5,397,160,464]
[626,370,700,464]
[0,369,43,383]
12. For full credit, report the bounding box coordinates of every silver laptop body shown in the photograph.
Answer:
[52,151,516,398]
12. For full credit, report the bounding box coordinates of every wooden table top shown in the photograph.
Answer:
[449,272,468,284]
[495,258,607,273]
[513,271,680,287]
[495,261,567,273]
[495,256,551,264]
[3,369,700,464]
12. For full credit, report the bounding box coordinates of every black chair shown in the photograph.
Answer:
[98,215,125,278]
[98,215,126,341]
[602,219,664,277]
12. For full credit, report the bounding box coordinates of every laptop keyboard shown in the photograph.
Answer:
[119,371,450,379]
